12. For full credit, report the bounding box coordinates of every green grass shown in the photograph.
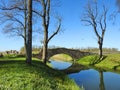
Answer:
[77,55,99,65]
[77,54,120,70]
[0,56,80,90]
[50,54,73,61]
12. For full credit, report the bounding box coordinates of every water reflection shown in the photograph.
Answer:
[50,60,120,90]
[99,70,105,90]
[50,60,72,70]
[62,63,88,74]
[69,68,120,90]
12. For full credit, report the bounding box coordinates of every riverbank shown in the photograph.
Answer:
[77,54,120,71]
[0,56,80,90]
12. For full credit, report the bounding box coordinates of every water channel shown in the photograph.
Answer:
[50,60,120,90]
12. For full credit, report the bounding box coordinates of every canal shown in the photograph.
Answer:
[50,60,120,90]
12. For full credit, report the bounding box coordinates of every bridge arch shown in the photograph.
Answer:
[35,48,91,61]
[48,52,74,61]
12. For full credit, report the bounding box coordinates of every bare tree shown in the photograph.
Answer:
[0,0,61,64]
[26,0,32,64]
[34,0,62,64]
[0,0,29,60]
[0,0,34,63]
[81,2,108,63]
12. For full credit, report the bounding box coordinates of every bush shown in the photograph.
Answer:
[3,54,17,58]
[16,54,25,57]
[0,53,3,57]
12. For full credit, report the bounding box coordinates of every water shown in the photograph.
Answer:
[69,69,120,90]
[50,60,120,90]
[50,60,72,70]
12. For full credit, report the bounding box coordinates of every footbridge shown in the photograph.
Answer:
[35,48,91,60]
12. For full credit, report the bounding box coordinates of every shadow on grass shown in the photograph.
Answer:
[90,55,107,65]
[0,59,66,80]
[113,65,120,70]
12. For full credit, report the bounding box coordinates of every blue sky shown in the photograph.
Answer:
[0,0,120,51]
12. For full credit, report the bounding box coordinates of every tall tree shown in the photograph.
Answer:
[81,1,108,63]
[0,0,34,63]
[26,0,32,64]
[34,0,62,64]
[0,0,29,61]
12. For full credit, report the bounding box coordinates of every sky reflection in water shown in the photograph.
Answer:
[50,60,120,90]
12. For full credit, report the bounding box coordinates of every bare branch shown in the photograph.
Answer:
[32,9,43,17]
[46,0,50,27]
[81,19,93,26]
[81,1,102,39]
[47,17,61,43]
[99,14,104,30]
[81,1,109,59]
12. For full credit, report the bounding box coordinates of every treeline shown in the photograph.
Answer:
[20,45,63,54]
[79,47,120,54]
[20,46,120,55]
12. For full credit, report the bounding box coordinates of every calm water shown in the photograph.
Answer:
[50,60,120,90]
[50,60,72,70]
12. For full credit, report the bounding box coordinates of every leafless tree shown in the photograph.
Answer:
[81,2,108,63]
[0,0,61,64]
[26,0,32,64]
[34,0,62,64]
[0,0,29,62]
[0,0,33,63]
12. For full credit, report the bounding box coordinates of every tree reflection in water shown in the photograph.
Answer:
[50,60,120,90]
[99,70,105,90]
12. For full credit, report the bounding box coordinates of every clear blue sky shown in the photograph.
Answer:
[0,0,120,51]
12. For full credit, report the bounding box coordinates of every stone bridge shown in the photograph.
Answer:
[35,48,92,60]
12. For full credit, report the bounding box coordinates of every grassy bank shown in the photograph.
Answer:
[0,56,80,90]
[77,54,120,70]
[50,54,73,61]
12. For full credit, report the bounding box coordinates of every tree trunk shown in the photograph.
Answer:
[98,38,103,59]
[42,29,48,64]
[42,43,48,64]
[26,0,32,64]
[99,43,103,59]
[24,0,28,61]
[24,39,28,60]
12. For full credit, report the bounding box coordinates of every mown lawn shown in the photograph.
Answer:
[0,56,80,90]
[77,54,120,70]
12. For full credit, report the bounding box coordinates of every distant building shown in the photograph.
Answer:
[5,50,19,54]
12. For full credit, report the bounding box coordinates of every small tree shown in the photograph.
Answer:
[81,1,108,62]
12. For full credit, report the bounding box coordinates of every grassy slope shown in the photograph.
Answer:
[50,54,73,61]
[77,54,120,70]
[0,57,80,90]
